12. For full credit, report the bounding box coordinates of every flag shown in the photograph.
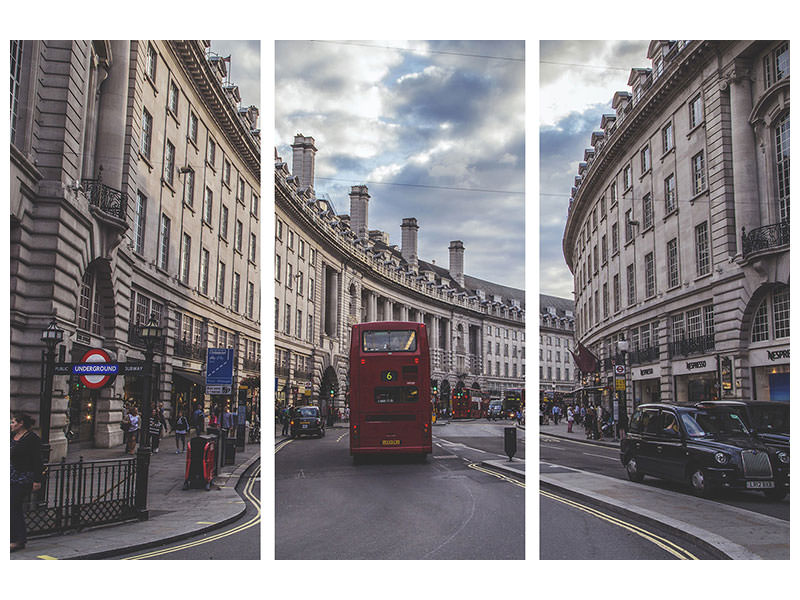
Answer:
[570,342,599,375]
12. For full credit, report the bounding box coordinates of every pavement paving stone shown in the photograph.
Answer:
[12,431,260,560]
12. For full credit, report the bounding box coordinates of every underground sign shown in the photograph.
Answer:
[74,348,118,389]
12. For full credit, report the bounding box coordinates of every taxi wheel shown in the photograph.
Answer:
[625,456,644,483]
[689,467,716,498]
[763,487,787,501]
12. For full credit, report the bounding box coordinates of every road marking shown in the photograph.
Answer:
[196,521,216,525]
[582,452,618,461]
[336,433,347,443]
[468,463,525,488]
[432,455,459,459]
[540,435,616,450]
[275,439,293,453]
[539,489,698,560]
[37,555,58,560]
[123,462,261,560]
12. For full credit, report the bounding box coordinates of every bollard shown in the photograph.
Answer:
[504,427,517,462]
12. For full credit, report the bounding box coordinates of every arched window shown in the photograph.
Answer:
[774,113,789,222]
[751,287,790,342]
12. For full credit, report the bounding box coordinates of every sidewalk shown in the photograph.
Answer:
[539,423,789,559]
[12,431,261,560]
[539,421,617,448]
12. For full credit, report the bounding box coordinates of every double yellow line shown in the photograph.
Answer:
[540,489,698,560]
[275,439,293,453]
[468,463,525,489]
[122,462,261,560]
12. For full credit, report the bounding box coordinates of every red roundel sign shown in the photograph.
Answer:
[77,349,116,389]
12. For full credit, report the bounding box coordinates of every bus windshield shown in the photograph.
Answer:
[362,330,417,352]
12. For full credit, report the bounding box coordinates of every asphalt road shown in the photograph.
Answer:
[111,459,261,560]
[540,434,789,521]
[275,420,525,559]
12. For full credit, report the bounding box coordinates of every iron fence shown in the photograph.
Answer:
[742,221,789,258]
[668,334,715,358]
[82,178,128,222]
[24,456,140,537]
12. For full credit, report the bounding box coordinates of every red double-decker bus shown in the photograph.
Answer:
[452,388,484,418]
[349,322,433,461]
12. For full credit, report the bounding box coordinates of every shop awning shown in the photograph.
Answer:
[173,368,206,387]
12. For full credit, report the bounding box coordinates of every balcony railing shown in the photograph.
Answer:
[742,221,789,259]
[242,357,261,372]
[668,334,715,358]
[629,345,660,365]
[275,365,290,377]
[82,178,128,222]
[174,339,206,361]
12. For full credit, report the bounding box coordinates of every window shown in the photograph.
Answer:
[216,261,225,303]
[203,187,213,224]
[672,313,685,340]
[593,245,599,273]
[662,122,674,153]
[247,282,255,319]
[689,94,703,129]
[642,193,653,229]
[645,252,655,298]
[288,230,295,251]
[207,138,216,167]
[297,272,304,296]
[626,263,636,306]
[601,235,608,264]
[168,80,179,114]
[164,140,175,186]
[223,159,231,186]
[238,179,245,203]
[307,314,313,342]
[189,112,198,144]
[249,232,257,263]
[611,222,619,254]
[184,169,195,207]
[687,308,702,339]
[764,42,789,89]
[11,40,23,145]
[692,151,706,195]
[667,238,679,288]
[296,309,303,338]
[775,113,790,222]
[664,173,676,214]
[624,209,633,243]
[235,220,243,252]
[695,221,709,276]
[274,299,280,330]
[592,207,598,230]
[232,272,241,312]
[602,283,609,318]
[275,255,281,281]
[640,145,651,173]
[623,164,631,190]
[146,44,157,80]
[752,300,769,342]
[251,193,259,217]
[298,238,306,259]
[180,233,191,284]
[159,214,170,270]
[611,181,618,204]
[285,304,291,335]
[200,248,209,295]
[141,109,153,159]
[287,264,293,289]
[276,219,283,240]
[773,289,790,338]
[221,205,229,240]
[134,191,147,254]
[613,274,620,312]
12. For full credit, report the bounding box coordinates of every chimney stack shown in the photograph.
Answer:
[291,134,317,191]
[448,240,465,287]
[401,218,419,270]
[349,185,370,240]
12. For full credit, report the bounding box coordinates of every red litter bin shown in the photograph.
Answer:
[183,435,217,490]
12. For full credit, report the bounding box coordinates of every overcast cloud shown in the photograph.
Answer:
[210,40,260,123]
[276,40,525,290]
[539,40,649,298]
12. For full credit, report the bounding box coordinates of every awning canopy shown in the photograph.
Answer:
[173,368,205,387]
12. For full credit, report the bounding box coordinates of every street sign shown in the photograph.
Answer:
[614,364,626,375]
[615,377,626,391]
[206,348,234,387]
[206,385,232,395]
[77,349,116,389]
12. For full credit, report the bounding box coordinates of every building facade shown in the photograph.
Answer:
[10,41,261,459]
[563,41,789,420]
[539,294,579,403]
[275,135,525,416]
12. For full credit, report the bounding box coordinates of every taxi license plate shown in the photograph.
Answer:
[746,480,774,489]
[382,439,401,446]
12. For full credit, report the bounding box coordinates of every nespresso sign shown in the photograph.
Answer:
[686,360,707,370]
[767,349,790,361]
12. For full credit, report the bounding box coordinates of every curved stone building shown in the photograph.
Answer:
[275,135,525,417]
[563,41,789,420]
[10,41,261,458]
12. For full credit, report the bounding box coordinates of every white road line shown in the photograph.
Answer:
[583,452,618,461]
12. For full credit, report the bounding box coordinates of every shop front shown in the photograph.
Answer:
[672,355,718,404]
[749,345,790,402]
[632,364,662,408]
[172,368,206,418]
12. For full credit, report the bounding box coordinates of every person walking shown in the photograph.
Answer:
[10,412,44,552]
[174,410,189,453]
[148,408,163,453]
[281,406,291,436]
[193,404,205,435]
[126,407,140,454]
[567,406,574,433]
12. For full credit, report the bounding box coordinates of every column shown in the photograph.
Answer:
[400,305,409,321]
[728,61,762,234]
[385,299,394,321]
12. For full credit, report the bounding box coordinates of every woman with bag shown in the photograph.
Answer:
[10,412,44,552]
[126,407,140,454]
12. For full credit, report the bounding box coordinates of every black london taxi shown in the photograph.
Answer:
[620,403,789,500]
[290,405,326,439]
[696,400,789,451]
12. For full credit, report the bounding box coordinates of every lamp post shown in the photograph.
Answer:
[134,313,162,518]
[616,337,629,439]
[39,318,65,465]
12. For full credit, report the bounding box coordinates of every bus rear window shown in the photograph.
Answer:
[375,386,419,404]
[362,330,417,352]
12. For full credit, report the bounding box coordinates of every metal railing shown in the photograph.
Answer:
[742,221,789,259]
[82,178,128,222]
[629,345,660,365]
[242,357,260,371]
[668,334,715,358]
[174,339,206,360]
[24,456,140,537]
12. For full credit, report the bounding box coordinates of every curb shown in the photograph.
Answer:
[61,450,261,560]
[538,479,755,560]
[540,430,618,449]
[481,460,525,481]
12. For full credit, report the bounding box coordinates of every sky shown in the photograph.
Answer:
[209,40,261,122]
[539,40,650,299]
[275,40,526,290]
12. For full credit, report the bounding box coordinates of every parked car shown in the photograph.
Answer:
[620,403,789,500]
[290,405,325,439]
[696,400,789,451]
[487,401,504,420]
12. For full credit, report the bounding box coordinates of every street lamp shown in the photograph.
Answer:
[616,337,629,439]
[39,318,65,465]
[134,313,162,518]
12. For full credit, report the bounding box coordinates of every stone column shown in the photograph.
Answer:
[400,305,409,321]
[366,292,377,322]
[93,41,130,189]
[385,299,393,321]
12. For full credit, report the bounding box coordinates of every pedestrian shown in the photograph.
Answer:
[222,404,235,439]
[567,406,574,433]
[10,412,44,552]
[193,404,205,434]
[174,410,189,453]
[158,402,169,434]
[126,407,140,454]
[148,408,163,453]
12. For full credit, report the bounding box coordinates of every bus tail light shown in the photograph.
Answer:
[351,424,359,440]
[361,359,366,365]
[422,422,429,436]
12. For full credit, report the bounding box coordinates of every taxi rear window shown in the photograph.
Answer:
[362,330,417,352]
